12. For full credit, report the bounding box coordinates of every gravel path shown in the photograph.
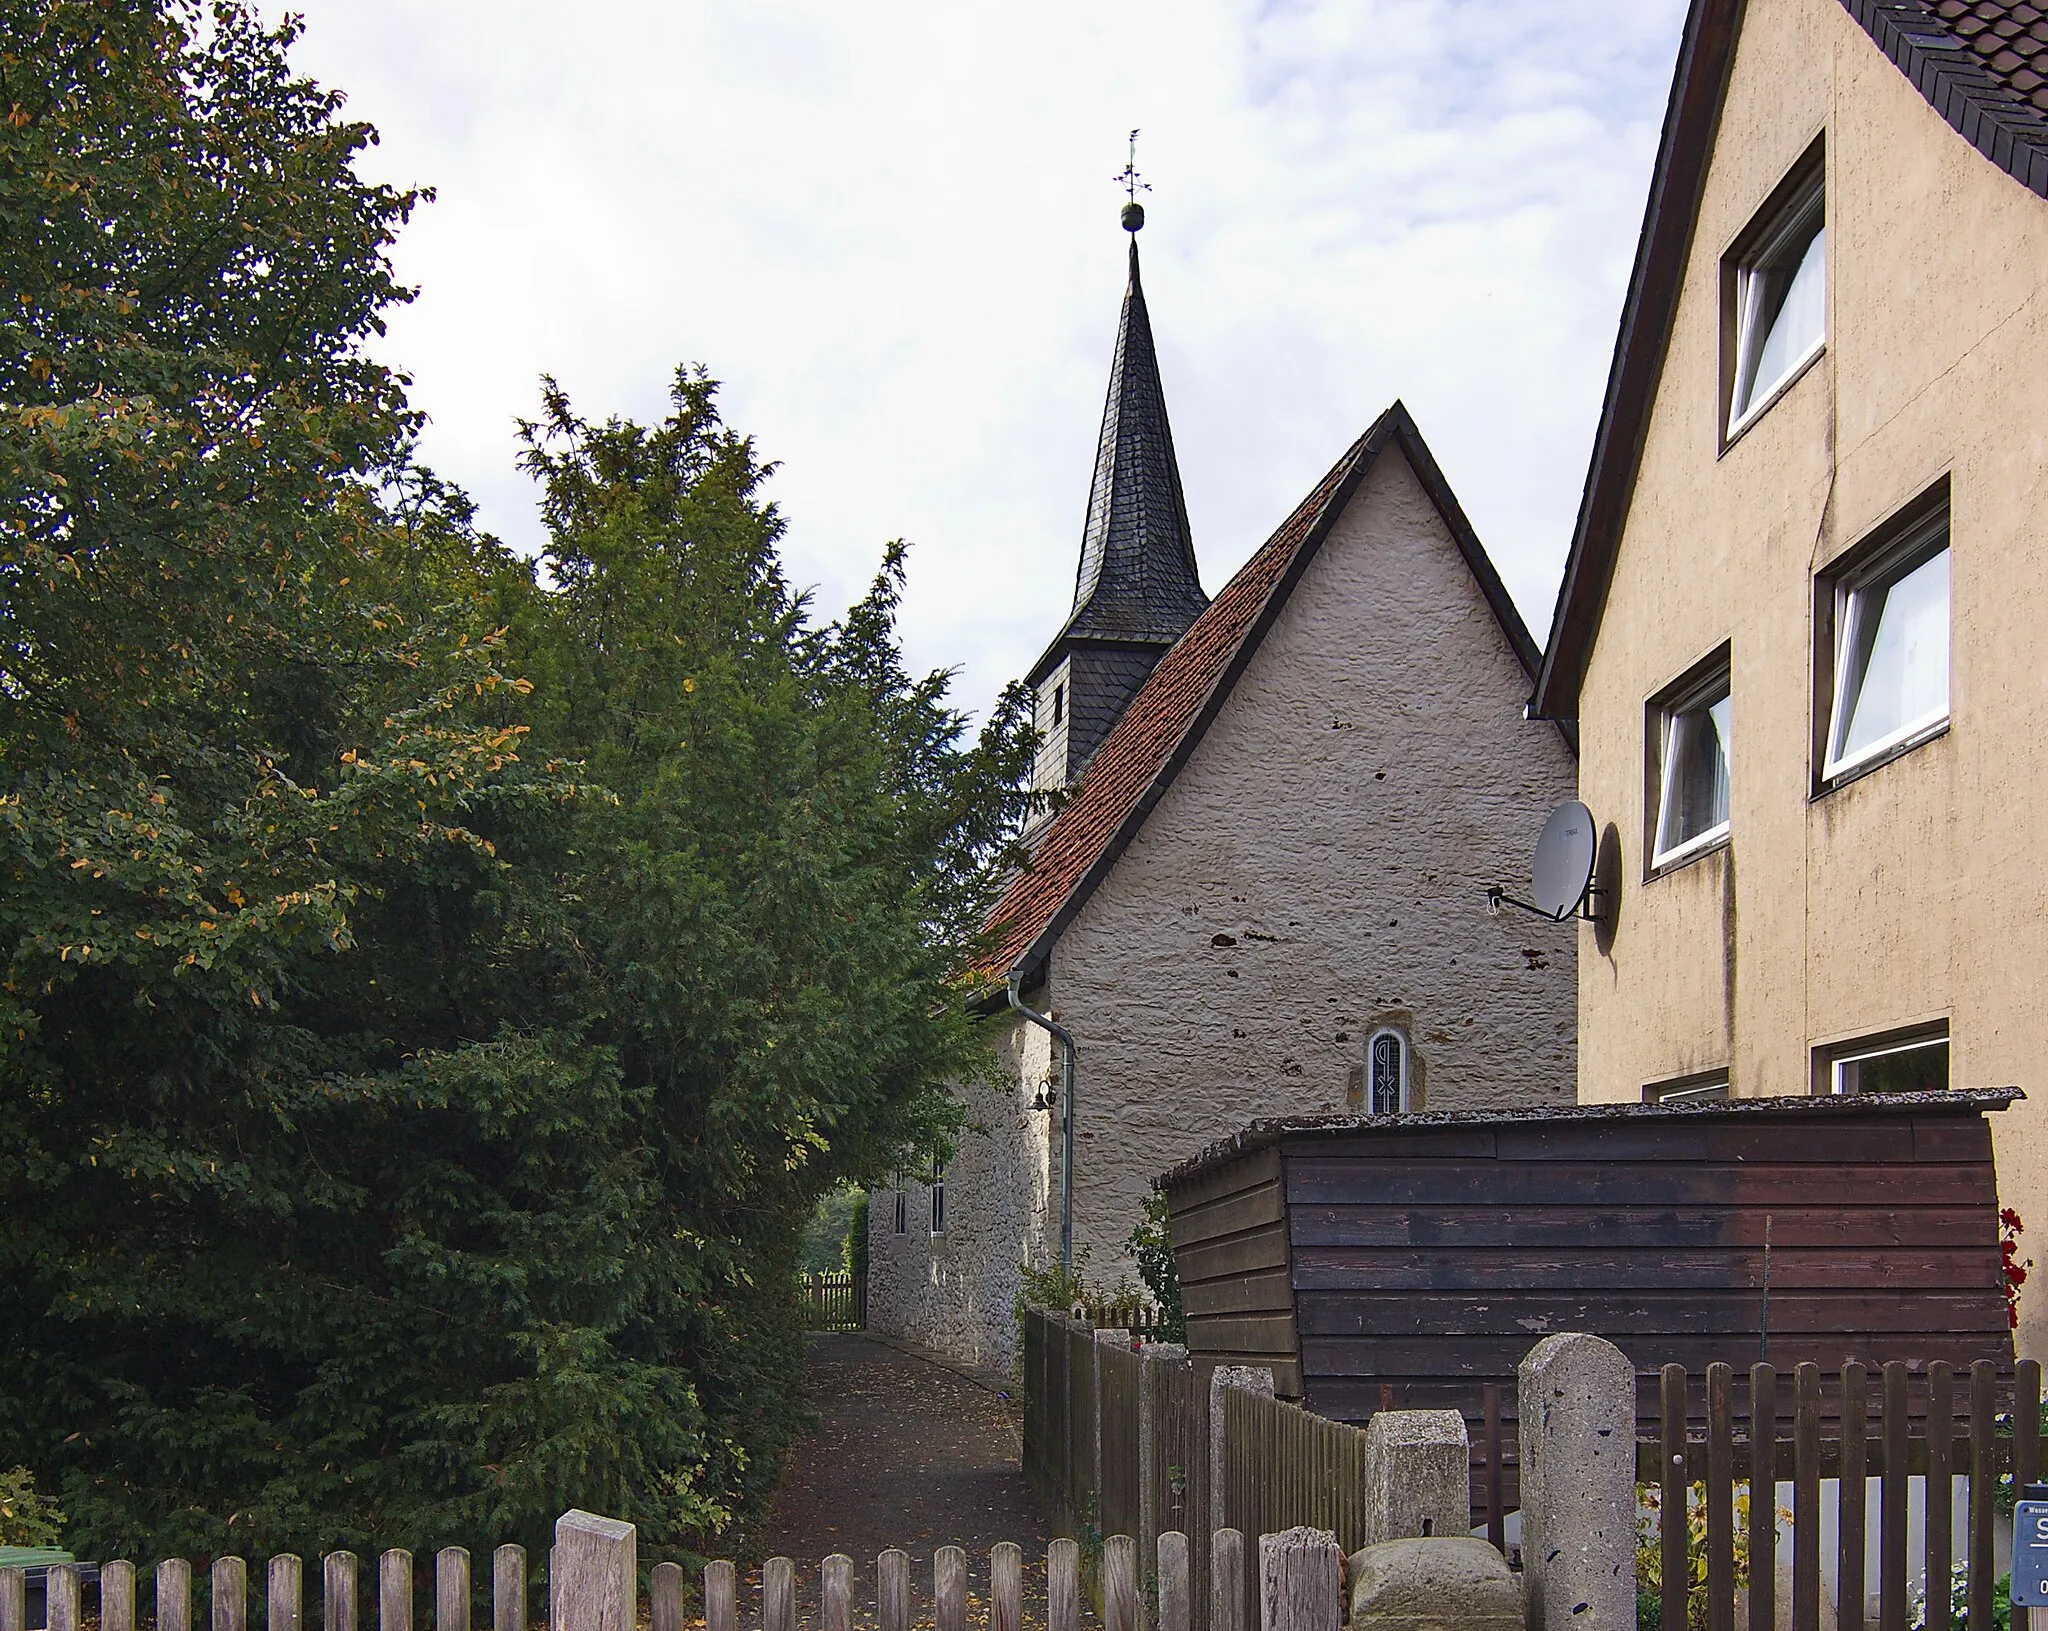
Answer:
[753,1332,1060,1627]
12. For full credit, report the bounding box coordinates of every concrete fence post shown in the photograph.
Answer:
[1139,1341,1187,1574]
[551,1511,636,1631]
[1518,1333,1636,1631]
[1257,1528,1342,1631]
[1209,1365,1274,1543]
[1360,1408,1472,1548]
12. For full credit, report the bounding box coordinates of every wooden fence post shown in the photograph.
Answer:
[159,1559,194,1631]
[702,1562,734,1631]
[1156,1533,1190,1631]
[325,1554,359,1631]
[1881,1361,1909,1631]
[1750,1363,1777,1631]
[215,1558,248,1631]
[877,1551,908,1631]
[1929,1362,1954,1631]
[491,1549,522,1631]
[47,1565,79,1631]
[649,1565,682,1631]
[1210,1528,1244,1631]
[822,1555,852,1631]
[102,1562,136,1631]
[0,1569,20,1631]
[1048,1539,1079,1631]
[761,1559,794,1631]
[1661,1365,1689,1631]
[552,1513,635,1631]
[379,1553,411,1631]
[1970,1360,1997,1631]
[1795,1362,1821,1631]
[436,1552,468,1631]
[934,1546,966,1631]
[1105,1536,1138,1631]
[1482,1382,1505,1556]
[1841,1363,1868,1631]
[269,1556,302,1631]
[991,1544,1021,1631]
[1257,1529,1340,1631]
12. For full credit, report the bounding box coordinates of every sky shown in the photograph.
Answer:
[278,0,1691,725]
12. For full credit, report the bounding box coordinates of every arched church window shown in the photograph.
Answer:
[1367,1027,1409,1115]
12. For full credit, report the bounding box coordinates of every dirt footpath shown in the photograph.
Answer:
[755,1332,1057,1625]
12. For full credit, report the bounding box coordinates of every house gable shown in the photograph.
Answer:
[1533,0,2048,723]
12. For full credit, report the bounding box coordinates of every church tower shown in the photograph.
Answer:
[1026,199,1207,803]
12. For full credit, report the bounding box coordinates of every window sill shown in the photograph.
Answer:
[1721,342,1826,455]
[1814,717,1949,798]
[1647,827,1730,881]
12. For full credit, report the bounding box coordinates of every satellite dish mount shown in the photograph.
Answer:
[1487,799,1606,923]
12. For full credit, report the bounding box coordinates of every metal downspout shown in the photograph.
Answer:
[1006,973,1077,1274]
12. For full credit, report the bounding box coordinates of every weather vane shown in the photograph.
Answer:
[1116,129,1149,232]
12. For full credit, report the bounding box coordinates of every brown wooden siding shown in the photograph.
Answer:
[1168,1146,1303,1395]
[1164,1097,2013,1432]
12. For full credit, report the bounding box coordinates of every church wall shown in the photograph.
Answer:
[870,442,1578,1371]
[1048,444,1579,1292]
[862,1011,1056,1370]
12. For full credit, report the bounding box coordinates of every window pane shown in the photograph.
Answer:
[1742,223,1826,412]
[1835,1039,1947,1095]
[1369,1032,1403,1115]
[1839,549,1949,763]
[1657,689,1731,858]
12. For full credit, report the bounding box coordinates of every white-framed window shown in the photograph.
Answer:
[1822,508,1950,782]
[1646,1074,1730,1105]
[1365,1027,1409,1115]
[928,1161,946,1236]
[1728,167,1826,434]
[1824,1030,1949,1096]
[1651,666,1732,869]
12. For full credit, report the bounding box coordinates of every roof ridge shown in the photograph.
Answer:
[981,402,1545,983]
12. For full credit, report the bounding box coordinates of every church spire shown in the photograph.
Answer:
[1025,153,1208,800]
[1063,232,1207,642]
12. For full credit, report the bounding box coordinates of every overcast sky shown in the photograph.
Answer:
[280,0,1688,724]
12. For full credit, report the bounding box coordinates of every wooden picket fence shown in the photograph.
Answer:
[0,1527,1334,1631]
[801,1271,866,1331]
[1642,1356,2044,1631]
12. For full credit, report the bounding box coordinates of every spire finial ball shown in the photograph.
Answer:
[1121,200,1145,232]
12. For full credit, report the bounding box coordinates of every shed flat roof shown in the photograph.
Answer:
[1154,1087,2023,1190]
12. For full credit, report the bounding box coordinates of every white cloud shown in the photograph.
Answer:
[279,0,1687,721]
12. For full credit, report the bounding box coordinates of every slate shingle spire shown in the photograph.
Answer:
[1026,211,1207,799]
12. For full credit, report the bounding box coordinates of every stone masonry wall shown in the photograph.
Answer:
[1048,445,1579,1285]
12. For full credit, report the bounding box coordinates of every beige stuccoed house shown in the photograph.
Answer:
[1529,0,2048,1354]
[866,217,1580,1369]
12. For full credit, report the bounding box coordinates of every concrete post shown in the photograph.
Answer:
[1518,1333,1636,1631]
[551,1510,636,1631]
[1257,1528,1342,1631]
[1209,1365,1275,1543]
[1359,1409,1471,1549]
[1139,1342,1188,1579]
[1347,1538,1523,1631]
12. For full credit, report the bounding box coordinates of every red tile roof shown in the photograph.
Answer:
[980,402,1542,984]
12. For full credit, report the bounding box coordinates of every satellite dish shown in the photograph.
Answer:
[1531,800,1598,919]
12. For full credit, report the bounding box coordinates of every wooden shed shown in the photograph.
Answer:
[1158,1089,2019,1422]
